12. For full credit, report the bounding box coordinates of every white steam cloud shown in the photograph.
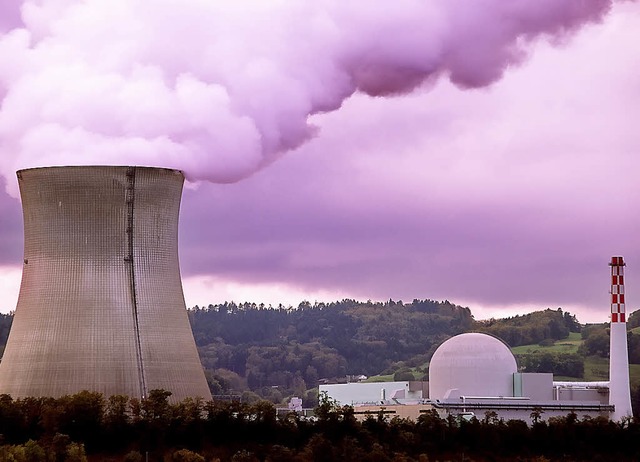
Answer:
[0,0,617,194]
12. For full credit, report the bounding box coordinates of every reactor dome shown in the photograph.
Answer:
[429,333,517,400]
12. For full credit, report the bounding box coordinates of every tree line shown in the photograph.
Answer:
[190,298,476,405]
[0,389,640,461]
[581,320,640,364]
[191,303,588,404]
[0,302,620,406]
[475,308,581,347]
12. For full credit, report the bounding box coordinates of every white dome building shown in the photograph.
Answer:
[429,333,518,400]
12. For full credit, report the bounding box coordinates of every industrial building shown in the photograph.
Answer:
[321,256,632,423]
[0,166,211,402]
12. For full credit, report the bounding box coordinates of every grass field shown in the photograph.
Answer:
[364,374,394,382]
[511,332,583,355]
[511,332,640,387]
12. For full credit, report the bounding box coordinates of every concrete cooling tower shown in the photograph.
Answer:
[0,166,212,402]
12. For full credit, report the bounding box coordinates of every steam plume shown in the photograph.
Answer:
[0,0,618,193]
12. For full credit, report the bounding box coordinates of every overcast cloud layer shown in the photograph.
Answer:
[0,0,638,322]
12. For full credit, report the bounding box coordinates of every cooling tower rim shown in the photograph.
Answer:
[16,165,184,177]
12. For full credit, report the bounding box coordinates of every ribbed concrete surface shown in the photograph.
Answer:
[0,166,212,401]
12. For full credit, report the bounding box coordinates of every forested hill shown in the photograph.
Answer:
[0,300,586,405]
[190,299,473,376]
[475,308,581,346]
[188,300,581,403]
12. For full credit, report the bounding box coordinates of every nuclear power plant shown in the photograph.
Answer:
[321,256,634,423]
[0,166,211,401]
[0,172,632,420]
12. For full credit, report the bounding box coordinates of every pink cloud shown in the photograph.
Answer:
[0,0,624,194]
[175,2,640,321]
[0,1,638,323]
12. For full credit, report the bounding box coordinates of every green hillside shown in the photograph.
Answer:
[512,332,583,355]
[510,331,640,388]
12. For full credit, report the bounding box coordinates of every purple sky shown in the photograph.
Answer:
[0,1,638,323]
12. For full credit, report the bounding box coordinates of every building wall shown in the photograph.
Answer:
[352,404,435,421]
[320,381,424,406]
[557,387,609,404]
[432,401,612,424]
[514,373,554,400]
[345,400,612,424]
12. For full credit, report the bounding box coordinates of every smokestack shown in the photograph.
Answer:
[608,255,632,420]
[0,166,211,402]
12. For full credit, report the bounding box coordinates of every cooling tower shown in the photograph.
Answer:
[0,166,212,402]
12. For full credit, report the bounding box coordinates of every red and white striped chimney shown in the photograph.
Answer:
[608,256,633,420]
[611,256,626,323]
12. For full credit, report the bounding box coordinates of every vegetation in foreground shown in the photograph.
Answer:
[1,389,640,462]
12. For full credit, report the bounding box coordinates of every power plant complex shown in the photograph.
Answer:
[0,166,211,401]
[321,256,634,422]
[0,165,633,423]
